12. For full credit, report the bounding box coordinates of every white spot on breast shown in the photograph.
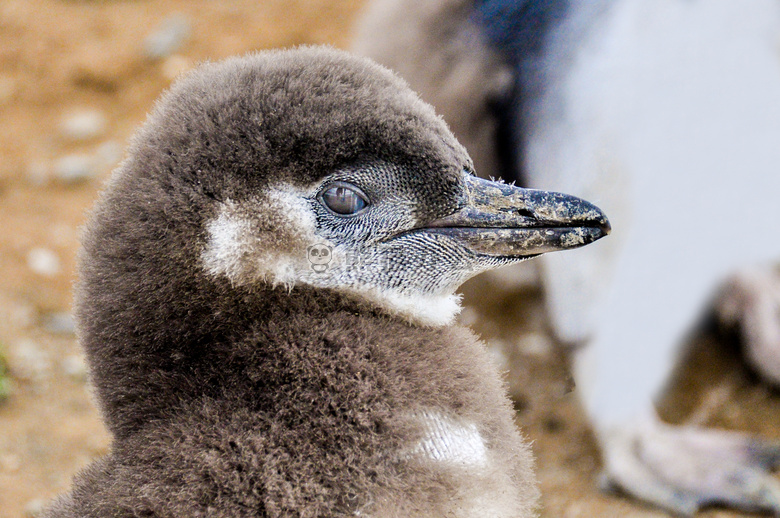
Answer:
[413,411,488,467]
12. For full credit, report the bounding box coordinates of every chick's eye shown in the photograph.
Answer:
[321,184,368,215]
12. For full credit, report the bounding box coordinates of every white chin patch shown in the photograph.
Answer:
[357,288,462,327]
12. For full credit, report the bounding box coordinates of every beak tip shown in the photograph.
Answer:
[600,218,612,236]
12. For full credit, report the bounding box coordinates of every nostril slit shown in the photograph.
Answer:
[516,208,536,219]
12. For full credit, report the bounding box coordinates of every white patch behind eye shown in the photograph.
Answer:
[201,206,254,284]
[200,184,463,327]
[200,188,317,288]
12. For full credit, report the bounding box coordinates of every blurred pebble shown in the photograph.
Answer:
[43,312,76,335]
[144,14,191,59]
[24,498,46,517]
[161,54,192,80]
[27,247,61,277]
[517,332,554,358]
[44,141,121,186]
[59,108,107,141]
[54,153,97,184]
[11,339,51,382]
[61,354,88,381]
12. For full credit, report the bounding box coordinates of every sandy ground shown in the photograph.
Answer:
[0,1,778,517]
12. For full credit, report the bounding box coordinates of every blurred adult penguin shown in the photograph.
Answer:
[354,0,780,515]
[42,46,611,517]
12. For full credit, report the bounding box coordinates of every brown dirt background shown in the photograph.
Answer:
[1,1,778,516]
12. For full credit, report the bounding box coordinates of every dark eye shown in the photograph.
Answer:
[321,184,368,215]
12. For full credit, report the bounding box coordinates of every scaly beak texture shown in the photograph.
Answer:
[426,175,611,257]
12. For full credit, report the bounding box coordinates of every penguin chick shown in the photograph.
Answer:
[44,46,608,518]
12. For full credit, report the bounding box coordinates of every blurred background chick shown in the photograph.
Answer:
[353,0,780,515]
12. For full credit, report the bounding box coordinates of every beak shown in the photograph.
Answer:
[424,175,610,257]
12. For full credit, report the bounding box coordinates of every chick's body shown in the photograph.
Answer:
[53,291,531,517]
[44,47,549,518]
